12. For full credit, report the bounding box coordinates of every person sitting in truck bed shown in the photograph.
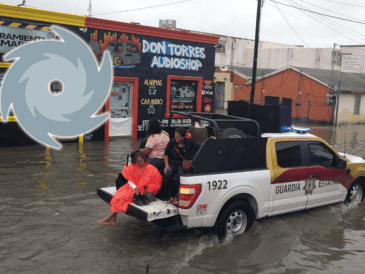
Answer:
[98,152,162,226]
[139,118,170,175]
[188,119,209,145]
[164,128,200,204]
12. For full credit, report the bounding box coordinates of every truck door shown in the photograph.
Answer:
[271,141,308,215]
[302,141,347,208]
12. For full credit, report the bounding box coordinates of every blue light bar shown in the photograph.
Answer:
[281,126,310,133]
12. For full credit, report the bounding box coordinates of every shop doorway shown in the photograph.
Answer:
[109,81,134,136]
[215,81,225,113]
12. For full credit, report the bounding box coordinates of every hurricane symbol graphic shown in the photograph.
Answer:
[0,26,112,149]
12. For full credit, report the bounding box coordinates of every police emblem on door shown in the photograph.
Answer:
[303,175,317,195]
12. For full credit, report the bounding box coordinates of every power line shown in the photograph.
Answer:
[320,0,365,9]
[268,0,365,25]
[297,0,365,24]
[265,2,341,37]
[266,1,364,47]
[287,0,365,44]
[268,0,365,43]
[270,0,355,61]
[289,0,365,44]
[90,0,192,17]
[273,1,312,48]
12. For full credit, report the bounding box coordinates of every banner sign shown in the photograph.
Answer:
[342,55,363,74]
[0,26,55,53]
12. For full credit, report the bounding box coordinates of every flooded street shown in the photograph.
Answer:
[1,125,365,274]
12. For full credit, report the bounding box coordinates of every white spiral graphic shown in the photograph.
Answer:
[0,26,112,149]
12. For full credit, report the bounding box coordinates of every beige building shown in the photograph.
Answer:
[337,93,365,124]
[215,35,365,72]
[215,35,302,69]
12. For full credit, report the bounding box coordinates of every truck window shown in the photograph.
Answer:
[127,44,139,53]
[306,142,336,168]
[275,141,303,168]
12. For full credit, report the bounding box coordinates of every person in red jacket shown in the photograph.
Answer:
[98,151,162,226]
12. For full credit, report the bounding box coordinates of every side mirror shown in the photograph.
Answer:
[337,158,347,169]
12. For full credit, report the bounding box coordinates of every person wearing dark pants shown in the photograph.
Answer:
[164,128,201,205]
[146,157,165,175]
[164,159,186,199]
[115,172,128,190]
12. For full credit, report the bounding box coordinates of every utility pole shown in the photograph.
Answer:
[17,0,26,6]
[334,52,352,126]
[88,0,92,16]
[331,43,336,88]
[249,0,264,105]
[334,54,342,127]
[330,43,337,125]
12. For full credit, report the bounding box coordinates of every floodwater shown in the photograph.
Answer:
[1,125,365,274]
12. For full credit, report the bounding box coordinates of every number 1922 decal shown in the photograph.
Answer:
[207,180,227,190]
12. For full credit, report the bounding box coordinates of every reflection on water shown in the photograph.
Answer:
[1,126,365,274]
[306,124,365,159]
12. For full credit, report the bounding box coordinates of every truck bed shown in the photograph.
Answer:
[97,187,180,222]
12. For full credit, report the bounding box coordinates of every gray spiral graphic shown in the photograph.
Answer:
[0,26,112,149]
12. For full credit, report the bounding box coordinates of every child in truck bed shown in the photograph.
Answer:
[97,152,162,226]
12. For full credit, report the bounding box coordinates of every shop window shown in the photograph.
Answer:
[215,44,225,53]
[354,95,361,115]
[110,82,132,118]
[166,76,202,118]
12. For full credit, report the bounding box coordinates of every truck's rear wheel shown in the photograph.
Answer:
[346,180,364,204]
[215,201,254,240]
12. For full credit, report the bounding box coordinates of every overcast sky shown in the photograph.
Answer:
[2,0,365,48]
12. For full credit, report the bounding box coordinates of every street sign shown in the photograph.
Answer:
[341,55,363,73]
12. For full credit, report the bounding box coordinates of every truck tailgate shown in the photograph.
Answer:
[97,187,179,222]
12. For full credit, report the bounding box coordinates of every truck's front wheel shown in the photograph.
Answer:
[346,180,364,204]
[215,201,254,240]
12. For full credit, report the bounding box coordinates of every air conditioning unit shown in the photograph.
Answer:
[159,19,176,29]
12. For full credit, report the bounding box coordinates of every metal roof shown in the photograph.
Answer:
[231,66,277,80]
[292,66,365,92]
[239,66,365,92]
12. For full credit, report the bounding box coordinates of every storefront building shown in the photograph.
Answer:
[0,4,219,145]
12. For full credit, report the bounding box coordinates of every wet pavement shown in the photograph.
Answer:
[1,125,365,274]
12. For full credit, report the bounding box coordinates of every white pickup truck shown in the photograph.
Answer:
[97,112,365,239]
